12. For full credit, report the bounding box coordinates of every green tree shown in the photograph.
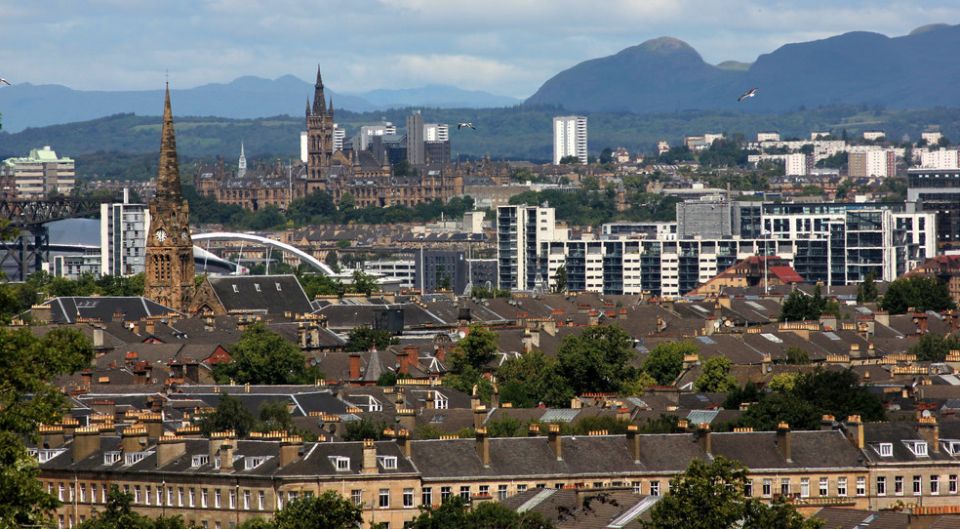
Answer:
[723,382,761,410]
[559,155,580,164]
[351,269,379,296]
[257,400,294,433]
[324,251,341,273]
[642,457,821,529]
[856,273,878,303]
[199,393,257,437]
[571,415,631,435]
[767,373,798,393]
[553,264,568,293]
[343,417,387,442]
[213,323,321,385]
[779,286,831,322]
[451,324,499,371]
[643,341,695,386]
[407,496,553,529]
[77,485,193,529]
[909,333,960,363]
[486,416,525,438]
[695,356,737,393]
[557,325,636,393]
[345,325,398,352]
[0,327,94,528]
[880,276,955,314]
[782,347,810,365]
[273,492,363,529]
[497,350,573,408]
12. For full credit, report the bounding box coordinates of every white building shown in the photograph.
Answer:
[810,131,832,140]
[423,123,449,142]
[497,204,560,290]
[363,259,416,288]
[921,131,943,146]
[359,122,397,151]
[300,131,308,163]
[333,124,345,152]
[920,148,959,169]
[0,146,76,199]
[704,133,725,145]
[863,130,886,142]
[785,153,812,176]
[757,132,781,143]
[848,149,896,177]
[657,141,671,155]
[553,116,588,164]
[100,189,150,277]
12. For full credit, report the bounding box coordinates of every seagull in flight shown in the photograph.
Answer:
[737,87,758,102]
[457,122,476,130]
[0,78,10,86]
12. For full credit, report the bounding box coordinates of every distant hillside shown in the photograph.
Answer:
[0,76,520,132]
[4,106,960,168]
[526,24,960,113]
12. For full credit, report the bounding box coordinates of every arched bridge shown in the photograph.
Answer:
[192,232,335,275]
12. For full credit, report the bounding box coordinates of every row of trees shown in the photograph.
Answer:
[0,271,145,322]
[780,274,954,322]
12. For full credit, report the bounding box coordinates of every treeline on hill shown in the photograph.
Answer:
[5,105,960,163]
[183,185,476,229]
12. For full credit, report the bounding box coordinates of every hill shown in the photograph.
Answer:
[3,106,960,171]
[0,76,519,132]
[526,24,960,113]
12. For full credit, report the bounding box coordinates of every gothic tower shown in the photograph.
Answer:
[306,66,335,184]
[237,141,247,178]
[144,84,195,313]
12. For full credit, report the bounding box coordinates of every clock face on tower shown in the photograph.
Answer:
[155,229,167,243]
[181,229,189,241]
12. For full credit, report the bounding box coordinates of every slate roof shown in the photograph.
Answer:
[208,275,314,315]
[40,297,178,324]
[812,507,909,529]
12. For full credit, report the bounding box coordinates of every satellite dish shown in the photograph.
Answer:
[921,409,932,418]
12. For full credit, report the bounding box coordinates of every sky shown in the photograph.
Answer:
[1,0,958,98]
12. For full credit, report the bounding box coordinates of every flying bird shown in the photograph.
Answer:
[737,87,758,102]
[0,78,11,86]
[457,122,476,130]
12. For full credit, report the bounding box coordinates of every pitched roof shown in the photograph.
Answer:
[208,275,314,315]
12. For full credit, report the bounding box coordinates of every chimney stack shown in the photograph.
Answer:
[209,430,236,461]
[475,427,490,467]
[72,425,101,463]
[820,415,835,431]
[280,435,304,468]
[349,353,362,380]
[39,424,65,449]
[528,423,541,437]
[548,423,562,461]
[121,424,148,453]
[473,405,487,430]
[396,428,412,458]
[397,407,416,433]
[776,422,792,463]
[361,439,378,474]
[916,414,940,454]
[844,415,864,449]
[142,412,163,440]
[218,442,235,472]
[697,423,711,455]
[626,424,641,463]
[156,433,186,468]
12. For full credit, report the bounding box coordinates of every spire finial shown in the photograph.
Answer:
[157,82,181,198]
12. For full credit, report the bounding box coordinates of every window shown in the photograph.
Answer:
[155,486,162,506]
[517,484,527,494]
[440,487,452,502]
[201,489,208,508]
[913,475,922,496]
[403,488,414,508]
[232,285,239,293]
[498,485,508,500]
[103,452,121,465]
[242,491,251,510]
[895,476,903,496]
[800,478,809,498]
[379,489,390,508]
[215,490,222,508]
[762,479,772,498]
[144,486,150,505]
[189,488,196,508]
[877,477,886,496]
[330,456,351,472]
[275,282,282,292]
[254,283,261,292]
[378,456,397,470]
[744,481,753,497]
[856,477,866,497]
[460,486,471,500]
[91,484,98,504]
[931,475,940,495]
[287,491,298,502]
[422,487,432,506]
[167,487,174,507]
[351,490,362,507]
[905,441,929,457]
[877,443,893,457]
[650,481,661,497]
[555,483,565,490]
[178,487,185,507]
[229,490,236,509]
[632,481,642,495]
[781,479,790,497]
[950,475,958,494]
[192,454,209,468]
[478,485,489,498]
[79,484,86,503]
[258,491,265,511]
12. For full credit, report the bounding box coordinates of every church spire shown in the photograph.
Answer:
[157,83,182,199]
[238,140,247,178]
[312,65,326,115]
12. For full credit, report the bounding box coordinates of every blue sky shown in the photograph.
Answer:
[1,0,957,98]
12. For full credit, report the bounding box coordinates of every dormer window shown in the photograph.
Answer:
[191,454,209,468]
[35,448,67,463]
[378,456,397,470]
[434,392,449,410]
[254,283,261,292]
[244,456,270,470]
[232,285,239,293]
[904,440,928,457]
[876,443,893,457]
[942,439,960,456]
[330,456,351,472]
[103,451,121,465]
[275,283,282,292]
[124,451,150,466]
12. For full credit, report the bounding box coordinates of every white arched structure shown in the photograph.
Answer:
[192,232,335,275]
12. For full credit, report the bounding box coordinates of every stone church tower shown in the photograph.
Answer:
[144,84,195,312]
[304,66,335,194]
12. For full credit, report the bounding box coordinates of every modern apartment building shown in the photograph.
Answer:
[497,205,559,291]
[920,148,959,169]
[359,122,397,151]
[100,191,151,277]
[908,167,960,248]
[848,150,896,178]
[333,124,345,153]
[406,112,425,165]
[423,123,449,143]
[0,145,76,199]
[785,153,813,176]
[553,116,587,165]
